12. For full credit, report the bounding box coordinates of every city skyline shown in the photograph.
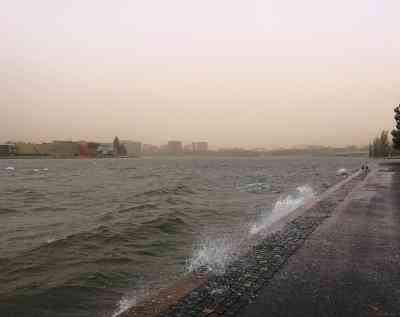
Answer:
[1,137,371,150]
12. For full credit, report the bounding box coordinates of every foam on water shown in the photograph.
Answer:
[239,182,271,194]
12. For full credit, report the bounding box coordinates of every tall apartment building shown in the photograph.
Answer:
[192,142,209,153]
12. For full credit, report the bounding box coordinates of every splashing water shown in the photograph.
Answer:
[187,233,247,275]
[250,185,315,235]
[111,296,138,317]
[111,297,138,317]
[187,185,315,275]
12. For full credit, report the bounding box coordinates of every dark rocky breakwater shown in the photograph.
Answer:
[120,171,365,317]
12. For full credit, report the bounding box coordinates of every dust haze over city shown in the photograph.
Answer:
[2,0,399,149]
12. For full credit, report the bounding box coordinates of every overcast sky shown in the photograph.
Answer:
[1,0,399,148]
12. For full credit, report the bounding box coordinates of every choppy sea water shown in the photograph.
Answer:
[0,156,363,317]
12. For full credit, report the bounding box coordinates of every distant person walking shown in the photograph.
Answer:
[362,162,369,176]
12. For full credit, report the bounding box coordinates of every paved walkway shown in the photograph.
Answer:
[238,163,400,317]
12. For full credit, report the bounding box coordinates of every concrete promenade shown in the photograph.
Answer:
[121,163,400,317]
[239,162,400,317]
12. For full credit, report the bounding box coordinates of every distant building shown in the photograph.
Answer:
[16,141,79,158]
[160,144,169,153]
[79,142,99,157]
[184,144,194,153]
[15,142,40,156]
[192,142,209,153]
[123,141,142,157]
[167,141,183,154]
[0,144,16,156]
[142,144,159,155]
[48,141,80,158]
[97,143,114,157]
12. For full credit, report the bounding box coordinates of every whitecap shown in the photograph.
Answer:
[239,182,271,193]
[336,168,348,176]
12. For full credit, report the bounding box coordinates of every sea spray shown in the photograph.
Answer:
[187,185,315,275]
[111,281,154,317]
[187,232,248,275]
[111,296,138,317]
[250,185,315,235]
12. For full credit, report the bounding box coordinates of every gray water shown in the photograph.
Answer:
[0,156,363,316]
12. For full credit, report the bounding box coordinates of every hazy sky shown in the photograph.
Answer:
[1,0,399,148]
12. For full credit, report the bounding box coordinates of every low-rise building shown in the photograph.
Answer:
[142,144,159,155]
[79,142,99,157]
[15,142,44,156]
[184,144,194,153]
[167,141,183,154]
[0,144,16,156]
[122,141,142,157]
[48,141,80,158]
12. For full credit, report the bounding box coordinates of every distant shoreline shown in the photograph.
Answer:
[0,152,368,159]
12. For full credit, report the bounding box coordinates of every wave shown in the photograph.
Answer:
[117,203,158,214]
[0,208,18,215]
[138,184,195,197]
[141,213,188,234]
